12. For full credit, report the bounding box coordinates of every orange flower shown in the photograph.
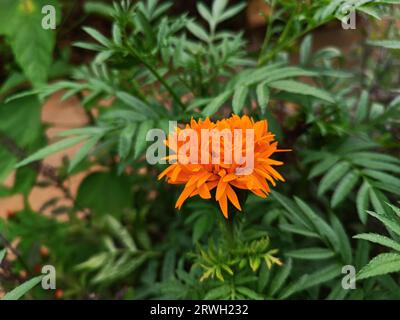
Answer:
[158,115,288,218]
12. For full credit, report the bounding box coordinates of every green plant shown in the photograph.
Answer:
[355,203,400,280]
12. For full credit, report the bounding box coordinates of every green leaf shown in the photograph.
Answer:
[134,120,154,159]
[354,233,400,252]
[352,159,400,174]
[118,123,137,160]
[369,187,386,214]
[8,0,59,86]
[187,21,209,42]
[308,156,339,179]
[367,40,400,49]
[330,214,352,264]
[197,2,212,22]
[286,248,335,260]
[69,135,102,172]
[349,152,400,165]
[116,91,156,118]
[2,276,44,300]
[269,80,335,103]
[357,253,400,280]
[212,0,228,20]
[161,249,176,281]
[300,35,313,65]
[76,172,132,215]
[355,90,369,123]
[318,161,350,195]
[294,197,339,249]
[75,253,109,271]
[256,82,270,114]
[204,285,231,300]
[83,26,110,47]
[363,169,400,189]
[279,223,319,238]
[232,85,249,114]
[106,215,137,252]
[268,258,292,296]
[219,3,246,23]
[279,264,341,298]
[331,171,359,207]
[367,210,400,237]
[236,287,263,300]
[356,181,370,224]
[16,136,88,168]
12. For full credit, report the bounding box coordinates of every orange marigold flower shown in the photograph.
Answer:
[158,115,289,218]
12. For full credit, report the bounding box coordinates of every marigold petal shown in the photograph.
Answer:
[226,184,241,211]
[218,194,228,218]
[175,184,197,209]
[216,180,228,201]
[198,183,212,199]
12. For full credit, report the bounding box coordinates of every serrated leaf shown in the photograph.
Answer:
[355,90,369,123]
[212,0,228,20]
[16,136,88,168]
[219,3,246,22]
[134,120,154,159]
[269,80,335,103]
[330,214,352,263]
[268,258,292,296]
[2,276,44,300]
[294,197,339,249]
[69,135,102,172]
[367,210,400,237]
[83,26,110,47]
[318,161,350,196]
[116,91,156,118]
[187,21,209,42]
[367,40,400,49]
[204,285,231,300]
[197,2,212,22]
[118,123,137,160]
[356,181,370,224]
[331,171,359,207]
[106,215,137,252]
[354,233,400,252]
[363,169,400,189]
[256,82,270,114]
[236,286,263,300]
[308,156,339,179]
[279,264,341,299]
[286,248,335,260]
[300,35,313,65]
[232,85,249,114]
[357,253,400,280]
[279,223,319,238]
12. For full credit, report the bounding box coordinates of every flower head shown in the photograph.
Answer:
[158,115,288,218]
